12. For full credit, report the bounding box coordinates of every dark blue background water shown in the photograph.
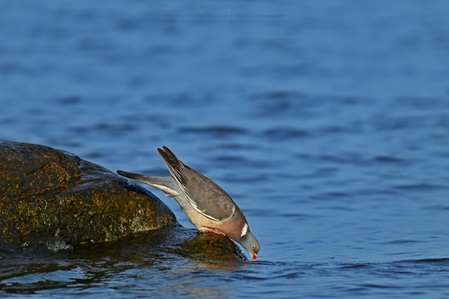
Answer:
[1,1,449,298]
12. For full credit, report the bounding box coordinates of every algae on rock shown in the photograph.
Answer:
[0,141,177,247]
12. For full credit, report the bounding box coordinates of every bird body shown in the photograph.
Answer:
[117,146,260,261]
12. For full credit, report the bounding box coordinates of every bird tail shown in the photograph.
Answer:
[117,170,148,181]
[117,169,180,197]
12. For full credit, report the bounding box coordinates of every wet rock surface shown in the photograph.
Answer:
[0,141,177,247]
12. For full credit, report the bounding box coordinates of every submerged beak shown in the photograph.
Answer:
[252,252,257,261]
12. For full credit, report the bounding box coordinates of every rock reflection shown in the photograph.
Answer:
[0,227,246,295]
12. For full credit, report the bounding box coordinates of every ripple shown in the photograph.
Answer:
[54,95,83,106]
[409,257,449,264]
[372,155,407,164]
[339,263,372,269]
[69,123,137,136]
[262,127,308,140]
[383,239,423,245]
[358,283,398,289]
[212,154,245,163]
[247,90,309,117]
[280,212,315,219]
[178,126,247,135]
[393,183,446,191]
[424,205,449,211]
[94,123,137,133]
[249,90,305,102]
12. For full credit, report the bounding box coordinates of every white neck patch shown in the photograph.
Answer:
[240,223,248,237]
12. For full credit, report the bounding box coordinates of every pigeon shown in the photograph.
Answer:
[117,146,260,261]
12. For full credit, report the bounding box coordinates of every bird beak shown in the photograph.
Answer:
[252,252,257,261]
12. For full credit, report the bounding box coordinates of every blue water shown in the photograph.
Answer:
[2,0,449,298]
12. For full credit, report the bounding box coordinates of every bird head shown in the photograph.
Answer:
[238,229,260,261]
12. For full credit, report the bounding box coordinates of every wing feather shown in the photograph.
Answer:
[158,147,236,221]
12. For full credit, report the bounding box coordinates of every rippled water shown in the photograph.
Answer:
[2,0,449,298]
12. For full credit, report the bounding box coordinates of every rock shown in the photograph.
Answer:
[0,141,178,247]
[179,230,248,263]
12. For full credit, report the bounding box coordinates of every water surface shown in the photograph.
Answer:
[1,1,449,298]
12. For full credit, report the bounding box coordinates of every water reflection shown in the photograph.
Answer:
[0,227,246,296]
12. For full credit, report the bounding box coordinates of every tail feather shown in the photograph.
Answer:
[117,169,180,197]
[117,170,147,181]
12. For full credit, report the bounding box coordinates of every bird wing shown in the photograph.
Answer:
[158,146,236,221]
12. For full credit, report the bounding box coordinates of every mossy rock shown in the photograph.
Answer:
[0,141,177,247]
